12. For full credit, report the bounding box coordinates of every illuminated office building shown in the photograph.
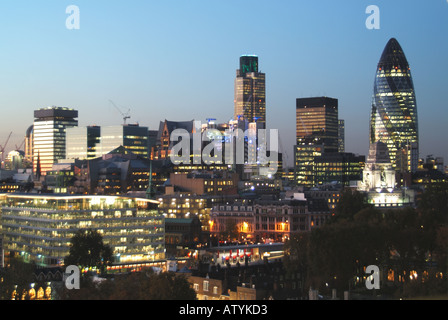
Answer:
[294,97,339,186]
[0,194,165,268]
[100,124,150,158]
[33,107,78,175]
[370,38,419,173]
[66,126,101,160]
[234,55,266,127]
[338,119,345,153]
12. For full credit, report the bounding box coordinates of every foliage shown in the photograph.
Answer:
[284,183,448,298]
[219,220,239,242]
[0,257,36,300]
[64,229,113,273]
[332,189,371,222]
[58,270,197,300]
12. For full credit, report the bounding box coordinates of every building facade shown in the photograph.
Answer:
[33,107,78,175]
[234,55,266,127]
[66,126,101,160]
[209,194,331,243]
[370,38,419,173]
[100,124,150,158]
[313,152,365,186]
[295,97,339,186]
[0,194,165,268]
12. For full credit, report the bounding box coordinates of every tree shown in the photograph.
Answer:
[64,229,113,274]
[219,220,239,242]
[0,257,36,300]
[332,189,371,222]
[59,270,197,300]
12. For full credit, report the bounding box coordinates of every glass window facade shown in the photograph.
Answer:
[0,194,165,267]
[100,125,150,158]
[33,107,78,175]
[66,126,101,160]
[234,55,266,126]
[294,97,339,186]
[370,38,419,173]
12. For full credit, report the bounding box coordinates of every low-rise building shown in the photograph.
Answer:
[0,193,165,269]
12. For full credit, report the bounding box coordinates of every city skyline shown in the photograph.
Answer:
[0,1,447,167]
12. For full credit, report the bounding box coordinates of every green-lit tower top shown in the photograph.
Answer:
[240,55,258,76]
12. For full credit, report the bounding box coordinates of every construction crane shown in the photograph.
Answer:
[16,138,25,151]
[0,131,12,163]
[109,100,131,125]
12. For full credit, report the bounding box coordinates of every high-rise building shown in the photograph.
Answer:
[370,38,419,173]
[100,124,150,158]
[33,107,78,175]
[234,55,266,127]
[338,119,345,153]
[294,97,339,186]
[66,126,101,160]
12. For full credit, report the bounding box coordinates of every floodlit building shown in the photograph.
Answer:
[0,194,165,269]
[358,142,414,208]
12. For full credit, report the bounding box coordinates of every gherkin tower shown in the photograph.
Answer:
[370,38,419,173]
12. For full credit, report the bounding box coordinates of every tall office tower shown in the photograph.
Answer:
[338,119,345,153]
[234,55,266,128]
[294,97,339,186]
[370,38,419,173]
[100,124,150,158]
[66,126,101,160]
[33,107,78,175]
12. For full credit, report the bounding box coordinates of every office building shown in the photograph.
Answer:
[0,193,165,268]
[370,38,419,173]
[234,55,266,127]
[100,124,150,158]
[32,107,78,175]
[294,97,339,186]
[338,119,345,153]
[66,126,101,160]
[314,152,365,186]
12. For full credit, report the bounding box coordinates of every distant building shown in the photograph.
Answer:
[370,38,419,173]
[234,55,266,127]
[33,107,78,175]
[338,119,345,153]
[314,152,365,186]
[210,193,331,243]
[358,142,414,208]
[169,171,239,196]
[294,97,339,186]
[100,124,150,158]
[153,120,195,161]
[66,126,101,160]
[165,217,203,255]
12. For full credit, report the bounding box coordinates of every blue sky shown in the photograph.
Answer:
[0,0,447,167]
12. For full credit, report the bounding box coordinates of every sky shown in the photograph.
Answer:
[0,0,447,168]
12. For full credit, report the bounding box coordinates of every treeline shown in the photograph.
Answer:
[284,183,448,299]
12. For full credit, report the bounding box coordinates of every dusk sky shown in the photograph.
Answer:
[0,0,447,167]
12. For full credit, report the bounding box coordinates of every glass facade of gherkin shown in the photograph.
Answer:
[370,38,419,173]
